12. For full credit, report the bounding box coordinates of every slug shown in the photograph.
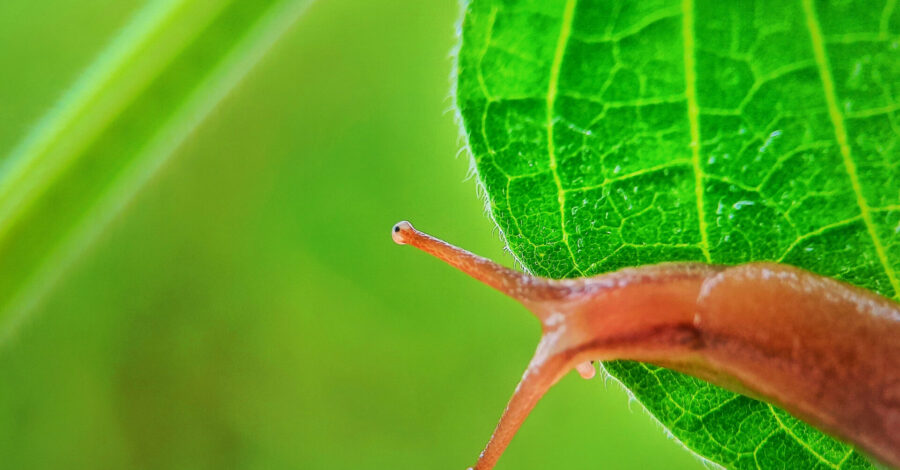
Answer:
[391,221,900,469]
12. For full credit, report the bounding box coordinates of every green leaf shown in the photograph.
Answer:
[456,0,898,468]
[0,0,313,337]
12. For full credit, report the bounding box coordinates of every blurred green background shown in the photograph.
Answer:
[0,1,702,468]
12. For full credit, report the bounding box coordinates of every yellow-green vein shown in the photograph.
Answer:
[802,0,900,298]
[546,0,582,275]
[681,0,711,262]
[767,404,840,469]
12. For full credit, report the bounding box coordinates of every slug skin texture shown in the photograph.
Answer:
[391,221,900,469]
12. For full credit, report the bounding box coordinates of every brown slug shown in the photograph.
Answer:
[391,221,900,469]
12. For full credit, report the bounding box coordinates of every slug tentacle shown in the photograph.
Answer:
[469,335,573,470]
[392,221,569,324]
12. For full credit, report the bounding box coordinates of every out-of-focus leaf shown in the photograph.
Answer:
[0,0,314,335]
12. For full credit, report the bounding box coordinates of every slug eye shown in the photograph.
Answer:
[392,221,414,245]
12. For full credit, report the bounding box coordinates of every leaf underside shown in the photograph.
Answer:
[456,0,899,468]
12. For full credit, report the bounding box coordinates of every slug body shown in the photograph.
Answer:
[392,221,900,469]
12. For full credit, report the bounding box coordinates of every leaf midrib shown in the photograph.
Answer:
[546,0,582,275]
[680,0,711,263]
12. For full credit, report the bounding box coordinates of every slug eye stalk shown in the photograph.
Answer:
[391,220,569,312]
[392,221,900,470]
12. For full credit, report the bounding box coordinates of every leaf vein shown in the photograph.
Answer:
[767,403,840,469]
[681,0,711,262]
[802,0,900,298]
[546,0,583,276]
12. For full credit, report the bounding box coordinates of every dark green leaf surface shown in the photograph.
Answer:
[456,0,899,467]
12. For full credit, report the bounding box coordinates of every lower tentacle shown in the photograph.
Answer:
[469,347,572,470]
